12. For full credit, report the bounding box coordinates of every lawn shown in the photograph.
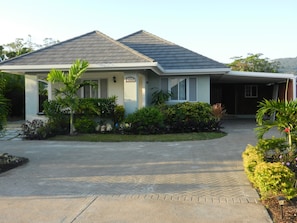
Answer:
[49,132,226,142]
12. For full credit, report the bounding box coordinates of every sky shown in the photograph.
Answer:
[1,0,297,63]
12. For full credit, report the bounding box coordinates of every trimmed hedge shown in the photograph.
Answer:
[254,162,296,200]
[242,144,297,200]
[242,144,264,186]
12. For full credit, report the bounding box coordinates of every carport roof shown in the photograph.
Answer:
[212,71,296,84]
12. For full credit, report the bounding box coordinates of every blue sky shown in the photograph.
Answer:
[2,0,296,63]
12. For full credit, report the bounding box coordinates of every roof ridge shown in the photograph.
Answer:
[118,30,175,45]
[94,30,154,62]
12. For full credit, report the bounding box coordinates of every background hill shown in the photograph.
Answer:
[274,57,297,74]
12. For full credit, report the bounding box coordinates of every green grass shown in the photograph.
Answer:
[49,132,226,142]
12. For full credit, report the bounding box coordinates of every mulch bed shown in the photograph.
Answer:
[0,153,29,174]
[262,197,297,223]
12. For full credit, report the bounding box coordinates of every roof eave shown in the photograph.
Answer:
[159,68,231,75]
[228,71,296,79]
[0,62,160,74]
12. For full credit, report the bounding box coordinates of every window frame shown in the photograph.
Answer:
[244,85,258,98]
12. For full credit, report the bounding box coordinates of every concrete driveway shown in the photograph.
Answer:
[0,119,272,223]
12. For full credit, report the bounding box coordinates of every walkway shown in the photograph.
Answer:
[0,119,272,222]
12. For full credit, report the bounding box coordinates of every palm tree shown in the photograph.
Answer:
[47,60,90,135]
[255,99,297,139]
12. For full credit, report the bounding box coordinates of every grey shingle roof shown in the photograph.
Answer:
[0,31,153,66]
[118,30,227,70]
[0,30,227,72]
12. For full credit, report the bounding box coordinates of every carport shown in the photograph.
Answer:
[211,71,296,116]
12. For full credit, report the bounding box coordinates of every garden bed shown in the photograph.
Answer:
[263,197,297,223]
[0,153,29,174]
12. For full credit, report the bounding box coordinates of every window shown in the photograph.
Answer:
[245,85,258,98]
[83,80,98,98]
[79,79,108,98]
[170,78,187,100]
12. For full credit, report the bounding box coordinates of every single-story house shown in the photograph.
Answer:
[0,30,296,121]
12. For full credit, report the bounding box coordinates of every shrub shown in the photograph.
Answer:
[257,137,287,154]
[74,117,97,133]
[242,144,264,185]
[125,107,164,134]
[114,105,125,125]
[43,100,70,134]
[254,162,296,200]
[21,119,56,139]
[76,97,117,118]
[151,89,172,105]
[162,102,216,132]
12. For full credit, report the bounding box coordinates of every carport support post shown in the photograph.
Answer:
[25,74,39,121]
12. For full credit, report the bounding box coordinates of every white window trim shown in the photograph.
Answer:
[244,85,258,98]
[78,79,100,99]
[168,77,189,102]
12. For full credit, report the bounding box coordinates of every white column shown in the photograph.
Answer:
[25,74,39,121]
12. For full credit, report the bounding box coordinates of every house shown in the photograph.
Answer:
[0,30,296,121]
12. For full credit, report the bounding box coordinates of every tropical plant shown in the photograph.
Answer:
[0,94,9,132]
[151,89,173,105]
[47,59,92,135]
[0,74,9,132]
[255,99,297,139]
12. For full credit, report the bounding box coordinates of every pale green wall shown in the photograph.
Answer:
[197,75,210,103]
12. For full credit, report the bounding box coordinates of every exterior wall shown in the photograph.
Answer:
[81,72,124,105]
[197,76,210,103]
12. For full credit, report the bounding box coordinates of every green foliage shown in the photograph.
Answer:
[242,144,264,185]
[21,119,53,139]
[76,97,117,117]
[125,107,164,134]
[151,89,173,105]
[228,53,280,72]
[162,102,216,132]
[0,74,10,131]
[2,73,24,117]
[257,137,287,154]
[255,99,297,139]
[124,102,220,134]
[114,105,125,124]
[47,59,90,135]
[254,162,296,200]
[43,100,70,134]
[74,116,97,133]
[43,97,120,135]
[0,94,9,131]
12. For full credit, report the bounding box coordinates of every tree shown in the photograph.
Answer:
[0,74,9,131]
[0,36,59,118]
[228,53,280,73]
[47,59,91,135]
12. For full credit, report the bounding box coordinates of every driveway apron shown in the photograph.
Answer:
[0,119,272,223]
